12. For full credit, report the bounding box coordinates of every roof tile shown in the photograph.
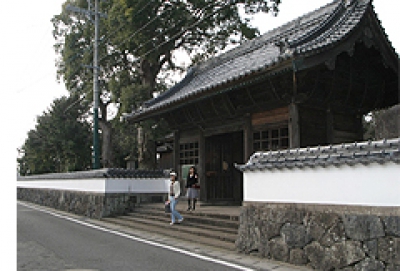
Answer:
[236,138,400,171]
[129,0,377,120]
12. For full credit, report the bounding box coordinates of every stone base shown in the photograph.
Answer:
[237,202,400,270]
[17,188,137,219]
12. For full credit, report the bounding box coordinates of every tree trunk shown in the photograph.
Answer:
[137,123,156,169]
[98,100,114,168]
[137,59,159,169]
[99,120,114,168]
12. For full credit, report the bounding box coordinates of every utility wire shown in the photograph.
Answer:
[99,3,174,62]
[19,0,238,94]
[64,0,160,84]
[96,1,236,67]
[101,1,217,63]
[137,2,231,59]
[65,1,235,90]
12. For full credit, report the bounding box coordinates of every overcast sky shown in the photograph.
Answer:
[2,0,399,168]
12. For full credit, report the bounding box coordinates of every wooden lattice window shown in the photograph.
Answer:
[179,142,199,165]
[253,126,289,151]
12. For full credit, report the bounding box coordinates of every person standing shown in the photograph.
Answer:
[168,171,183,225]
[185,166,199,211]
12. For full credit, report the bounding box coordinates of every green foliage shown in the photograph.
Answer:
[18,95,92,175]
[52,0,282,167]
[110,119,138,167]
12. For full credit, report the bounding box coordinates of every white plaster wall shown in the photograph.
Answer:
[16,178,107,193]
[105,178,170,193]
[17,178,170,194]
[243,163,400,207]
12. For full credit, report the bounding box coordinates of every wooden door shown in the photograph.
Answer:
[205,132,243,202]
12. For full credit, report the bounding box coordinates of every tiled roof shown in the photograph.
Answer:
[18,168,170,180]
[126,0,381,121]
[235,138,400,172]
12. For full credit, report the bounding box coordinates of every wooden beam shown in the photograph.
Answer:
[221,93,236,117]
[251,107,289,126]
[210,98,224,121]
[194,103,206,123]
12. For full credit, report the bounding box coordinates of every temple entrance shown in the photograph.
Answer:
[205,131,243,204]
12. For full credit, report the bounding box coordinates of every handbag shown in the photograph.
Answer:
[165,201,171,213]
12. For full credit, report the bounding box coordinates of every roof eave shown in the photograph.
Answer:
[125,59,294,123]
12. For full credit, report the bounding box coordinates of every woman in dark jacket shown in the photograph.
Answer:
[185,166,199,211]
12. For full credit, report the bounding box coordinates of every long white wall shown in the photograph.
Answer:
[105,178,169,193]
[243,163,400,207]
[17,178,170,194]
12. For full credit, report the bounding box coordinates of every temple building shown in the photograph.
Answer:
[125,0,398,204]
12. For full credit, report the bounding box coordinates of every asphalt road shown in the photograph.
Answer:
[17,203,250,271]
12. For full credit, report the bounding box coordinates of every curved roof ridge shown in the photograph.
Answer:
[289,0,346,48]
[194,0,341,74]
[295,0,370,54]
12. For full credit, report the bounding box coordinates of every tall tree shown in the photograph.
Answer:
[52,0,281,168]
[18,95,92,175]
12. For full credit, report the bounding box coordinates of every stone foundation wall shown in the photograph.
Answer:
[236,203,400,270]
[17,188,137,219]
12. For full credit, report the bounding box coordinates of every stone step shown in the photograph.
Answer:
[102,216,236,250]
[136,204,240,222]
[133,206,239,229]
[115,215,237,243]
[126,212,238,235]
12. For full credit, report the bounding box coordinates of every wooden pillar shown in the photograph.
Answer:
[326,107,334,144]
[289,103,300,148]
[198,130,206,202]
[173,130,180,173]
[243,114,253,160]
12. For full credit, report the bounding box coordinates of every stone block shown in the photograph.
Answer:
[305,241,338,270]
[354,258,385,271]
[363,239,378,259]
[307,212,340,242]
[320,221,346,247]
[311,212,341,229]
[281,223,311,248]
[385,264,400,271]
[268,237,289,262]
[263,206,305,224]
[378,237,400,265]
[383,216,400,237]
[263,221,284,240]
[305,240,365,270]
[330,240,366,269]
[289,248,308,265]
[343,215,385,241]
[258,240,269,258]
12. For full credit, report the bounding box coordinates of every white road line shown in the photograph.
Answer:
[18,202,254,271]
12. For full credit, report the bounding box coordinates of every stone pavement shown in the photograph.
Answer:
[18,201,311,271]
